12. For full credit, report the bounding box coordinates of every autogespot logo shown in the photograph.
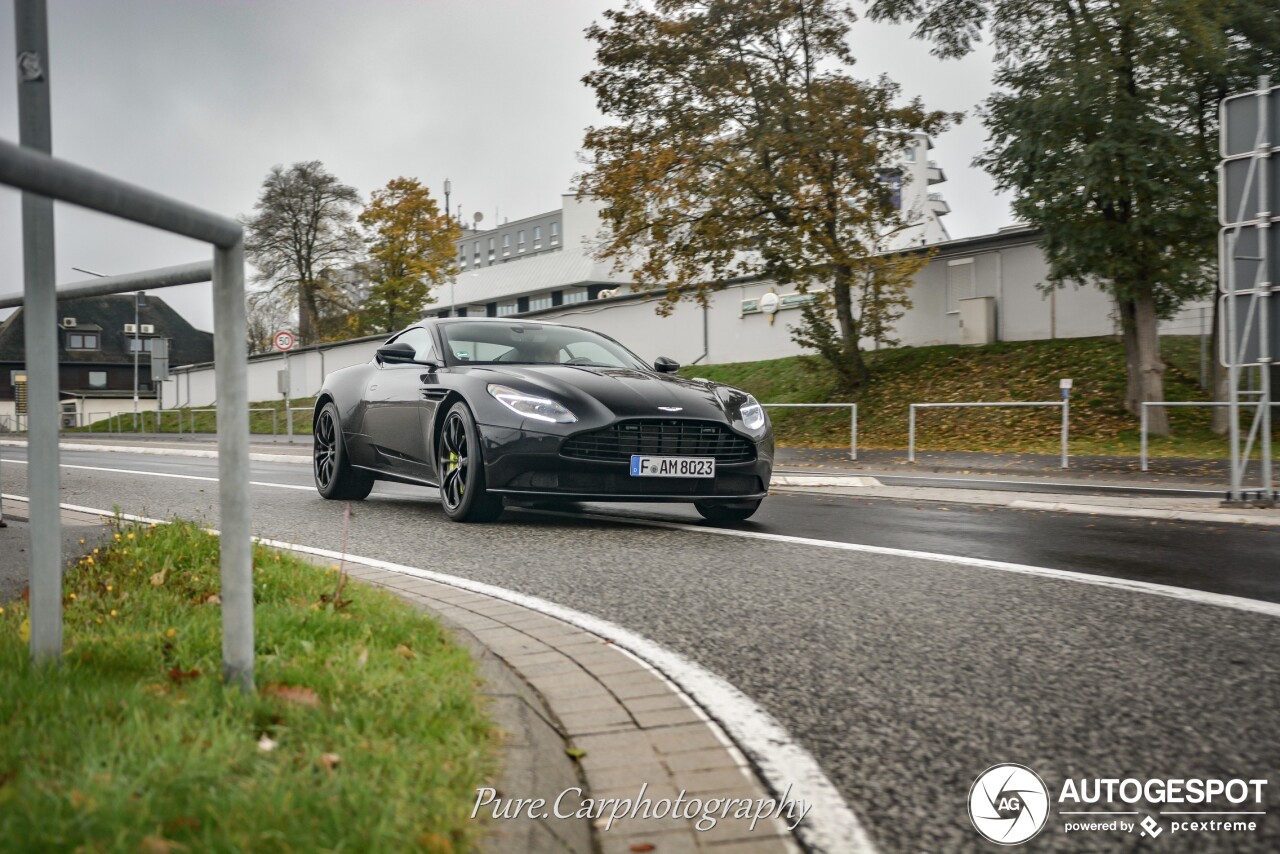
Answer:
[969,764,1051,845]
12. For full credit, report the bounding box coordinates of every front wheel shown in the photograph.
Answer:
[694,499,762,523]
[438,402,504,523]
[313,402,374,500]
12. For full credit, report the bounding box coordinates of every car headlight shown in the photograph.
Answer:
[487,384,577,424]
[739,394,767,435]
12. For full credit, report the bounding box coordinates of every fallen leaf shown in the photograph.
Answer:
[263,683,321,707]
[630,845,657,853]
[139,836,187,854]
[417,832,453,853]
[257,735,278,752]
[394,644,415,659]
[162,816,201,834]
[203,594,221,606]
[150,570,167,587]
[167,667,201,684]
[355,645,369,669]
[18,619,29,643]
[319,752,340,771]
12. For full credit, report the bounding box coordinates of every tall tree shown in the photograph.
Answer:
[868,0,1280,434]
[578,0,955,389]
[243,161,363,346]
[358,177,461,335]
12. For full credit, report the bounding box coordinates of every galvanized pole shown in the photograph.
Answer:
[849,404,857,461]
[15,0,62,664]
[284,349,293,439]
[1060,397,1069,469]
[133,291,140,430]
[213,239,253,692]
[1141,404,1149,472]
[907,405,916,463]
[1257,77,1273,499]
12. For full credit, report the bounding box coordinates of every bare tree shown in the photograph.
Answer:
[242,161,363,346]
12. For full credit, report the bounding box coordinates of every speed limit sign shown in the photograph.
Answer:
[273,330,296,352]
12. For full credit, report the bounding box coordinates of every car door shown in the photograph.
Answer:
[363,327,436,480]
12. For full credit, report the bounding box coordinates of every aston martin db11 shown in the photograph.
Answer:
[312,318,773,522]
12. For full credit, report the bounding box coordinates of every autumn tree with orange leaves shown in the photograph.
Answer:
[578,0,956,389]
[358,177,461,335]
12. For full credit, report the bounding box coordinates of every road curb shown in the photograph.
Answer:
[1005,499,1280,527]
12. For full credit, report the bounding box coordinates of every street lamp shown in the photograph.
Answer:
[71,266,144,429]
[444,178,452,227]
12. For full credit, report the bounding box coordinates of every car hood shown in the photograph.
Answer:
[470,365,745,422]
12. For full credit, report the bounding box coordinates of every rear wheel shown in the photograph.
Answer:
[694,498,762,523]
[313,402,374,500]
[438,402,504,523]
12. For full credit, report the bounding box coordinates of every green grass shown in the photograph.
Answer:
[72,398,318,436]
[683,336,1271,459]
[0,520,493,853]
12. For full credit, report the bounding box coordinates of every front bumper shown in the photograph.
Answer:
[478,423,773,503]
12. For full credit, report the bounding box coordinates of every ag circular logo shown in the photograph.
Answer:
[969,764,1050,845]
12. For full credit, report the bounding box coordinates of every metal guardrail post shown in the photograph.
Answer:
[16,0,60,664]
[908,405,916,463]
[1141,404,1148,472]
[850,404,857,461]
[1061,398,1069,469]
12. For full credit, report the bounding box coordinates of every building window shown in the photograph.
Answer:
[904,146,916,163]
[67,332,99,350]
[946,258,975,314]
[488,237,495,260]
[562,290,587,305]
[533,226,542,248]
[502,234,511,256]
[550,221,559,244]
[496,302,518,317]
[88,371,107,389]
[128,338,155,353]
[517,230,526,252]
[528,295,553,312]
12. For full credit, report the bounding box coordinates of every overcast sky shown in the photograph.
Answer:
[0,0,1011,332]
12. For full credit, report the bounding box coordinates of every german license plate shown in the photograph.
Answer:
[629,455,716,478]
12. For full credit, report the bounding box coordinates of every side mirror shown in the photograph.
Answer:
[376,340,417,365]
[654,356,680,374]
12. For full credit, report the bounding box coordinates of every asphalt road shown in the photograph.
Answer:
[2,447,1278,853]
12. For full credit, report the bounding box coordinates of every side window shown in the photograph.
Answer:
[389,328,439,363]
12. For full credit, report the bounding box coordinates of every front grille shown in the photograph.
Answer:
[561,419,756,464]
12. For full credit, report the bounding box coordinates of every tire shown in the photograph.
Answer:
[437,402,504,523]
[313,402,374,501]
[694,498,762,523]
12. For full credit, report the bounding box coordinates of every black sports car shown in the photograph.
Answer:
[312,317,773,522]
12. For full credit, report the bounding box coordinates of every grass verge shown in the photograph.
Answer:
[0,519,492,852]
[683,336,1274,459]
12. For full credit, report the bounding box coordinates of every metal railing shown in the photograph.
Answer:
[909,401,1070,468]
[1140,401,1280,471]
[762,403,857,460]
[0,2,252,688]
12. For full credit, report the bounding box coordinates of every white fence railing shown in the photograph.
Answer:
[909,401,1070,468]
[1140,400,1280,472]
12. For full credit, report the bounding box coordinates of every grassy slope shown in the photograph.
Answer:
[683,336,1258,458]
[0,520,492,852]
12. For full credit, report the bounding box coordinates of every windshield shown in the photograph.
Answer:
[440,321,649,370]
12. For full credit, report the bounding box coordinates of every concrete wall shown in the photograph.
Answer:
[158,238,1217,409]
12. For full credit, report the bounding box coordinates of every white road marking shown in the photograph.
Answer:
[1,458,313,491]
[536,508,1280,619]
[0,493,874,854]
